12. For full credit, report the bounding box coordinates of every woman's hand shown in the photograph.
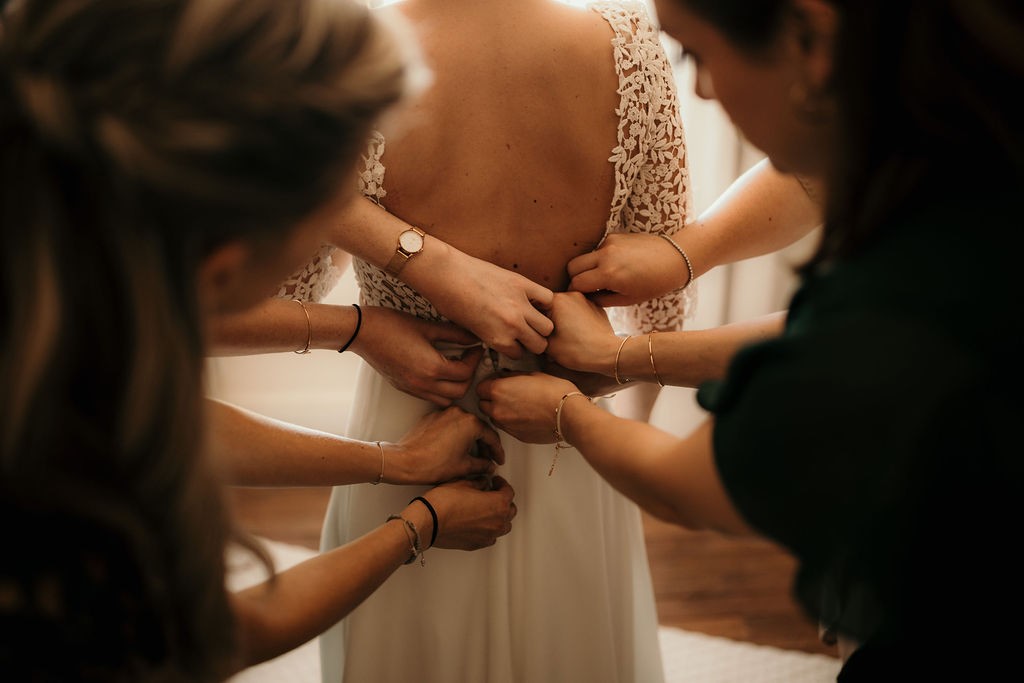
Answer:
[351,306,484,406]
[543,291,622,375]
[567,232,688,307]
[476,372,580,444]
[328,201,554,358]
[421,476,517,550]
[388,407,504,484]
[412,246,555,359]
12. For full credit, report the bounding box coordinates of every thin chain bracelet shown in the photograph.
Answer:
[550,391,593,476]
[371,441,385,485]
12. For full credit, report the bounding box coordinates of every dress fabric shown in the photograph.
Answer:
[278,3,693,681]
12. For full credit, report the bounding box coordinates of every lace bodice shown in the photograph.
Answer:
[278,0,695,334]
[598,0,695,331]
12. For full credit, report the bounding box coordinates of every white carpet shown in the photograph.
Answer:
[227,539,841,683]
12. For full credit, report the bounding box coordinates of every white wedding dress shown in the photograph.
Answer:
[281,3,694,681]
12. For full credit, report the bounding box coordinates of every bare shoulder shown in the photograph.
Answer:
[548,1,662,61]
[556,1,658,31]
[538,1,632,74]
[546,1,623,43]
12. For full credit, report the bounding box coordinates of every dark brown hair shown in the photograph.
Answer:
[677,0,1024,272]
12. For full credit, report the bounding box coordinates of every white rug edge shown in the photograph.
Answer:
[227,538,841,683]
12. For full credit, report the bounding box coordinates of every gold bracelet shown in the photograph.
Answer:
[550,391,592,476]
[292,298,312,354]
[372,441,385,485]
[657,233,694,291]
[648,332,664,387]
[613,335,633,385]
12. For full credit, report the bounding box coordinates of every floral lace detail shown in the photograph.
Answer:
[334,1,694,332]
[593,0,695,334]
[359,130,388,204]
[274,133,387,304]
[275,244,343,303]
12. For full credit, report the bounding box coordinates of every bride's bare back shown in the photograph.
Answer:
[380,0,620,291]
[315,5,688,683]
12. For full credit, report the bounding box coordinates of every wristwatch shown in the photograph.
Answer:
[384,226,426,276]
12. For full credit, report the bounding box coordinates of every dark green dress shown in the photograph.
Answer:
[699,183,1023,680]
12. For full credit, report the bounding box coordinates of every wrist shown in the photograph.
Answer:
[337,303,362,354]
[379,442,418,485]
[558,392,596,447]
[345,304,373,356]
[612,334,638,384]
[398,234,454,293]
[367,440,388,485]
[568,333,621,376]
[408,495,439,549]
[658,232,695,291]
[604,334,630,379]
[617,333,665,385]
[385,511,425,566]
[400,500,434,548]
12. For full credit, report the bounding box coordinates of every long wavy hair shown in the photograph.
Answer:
[676,0,1024,273]
[0,0,406,679]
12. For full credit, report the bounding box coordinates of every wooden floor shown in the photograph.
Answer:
[228,486,837,658]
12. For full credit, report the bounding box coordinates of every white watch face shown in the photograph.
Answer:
[399,229,424,253]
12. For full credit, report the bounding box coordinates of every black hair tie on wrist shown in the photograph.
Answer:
[338,303,362,353]
[410,496,439,548]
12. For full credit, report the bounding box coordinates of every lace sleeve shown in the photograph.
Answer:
[275,131,391,304]
[275,244,345,303]
[594,0,696,335]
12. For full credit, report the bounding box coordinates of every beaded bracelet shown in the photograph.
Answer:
[386,513,424,566]
[658,233,694,291]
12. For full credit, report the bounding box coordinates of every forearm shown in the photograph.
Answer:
[207,399,384,486]
[677,159,822,281]
[331,199,554,358]
[330,197,416,266]
[328,198,490,313]
[208,297,361,356]
[329,197,457,288]
[561,400,752,534]
[231,503,432,667]
[606,312,786,388]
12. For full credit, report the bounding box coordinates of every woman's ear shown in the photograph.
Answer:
[790,0,839,90]
[197,240,257,313]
